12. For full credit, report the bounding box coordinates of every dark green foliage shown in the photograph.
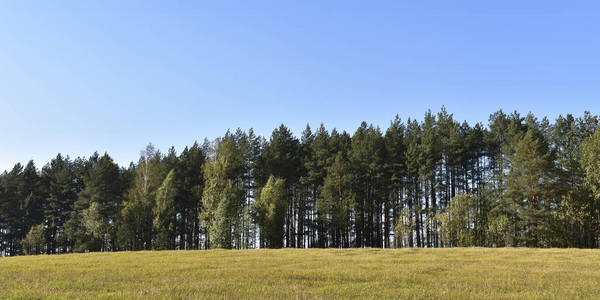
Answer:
[506,125,554,247]
[66,153,125,252]
[3,109,600,256]
[319,152,354,247]
[174,142,206,249]
[42,154,82,253]
[350,122,386,247]
[0,161,44,255]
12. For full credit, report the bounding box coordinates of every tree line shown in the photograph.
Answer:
[2,108,600,255]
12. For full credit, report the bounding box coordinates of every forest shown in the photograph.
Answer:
[2,108,600,256]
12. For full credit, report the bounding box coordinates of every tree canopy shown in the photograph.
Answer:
[2,108,600,255]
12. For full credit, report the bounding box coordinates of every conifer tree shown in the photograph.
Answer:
[506,127,554,247]
[320,152,354,248]
[385,116,406,248]
[175,142,206,249]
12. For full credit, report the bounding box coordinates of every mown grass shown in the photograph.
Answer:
[0,248,599,299]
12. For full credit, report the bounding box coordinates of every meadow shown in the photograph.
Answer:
[1,248,599,299]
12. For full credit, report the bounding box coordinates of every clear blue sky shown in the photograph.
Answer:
[1,1,599,172]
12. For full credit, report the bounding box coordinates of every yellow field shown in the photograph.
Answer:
[0,248,599,299]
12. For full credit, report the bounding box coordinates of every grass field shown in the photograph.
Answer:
[1,248,599,299]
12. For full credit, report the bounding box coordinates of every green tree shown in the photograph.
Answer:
[581,127,600,247]
[385,116,406,248]
[0,161,45,255]
[301,124,333,248]
[506,128,554,247]
[118,144,163,250]
[175,142,206,249]
[201,134,245,249]
[419,111,441,247]
[439,194,477,247]
[82,202,105,243]
[404,119,422,247]
[153,170,177,250]
[22,223,46,255]
[319,152,354,248]
[350,122,386,247]
[41,154,79,254]
[67,153,125,252]
[0,164,27,255]
[255,175,287,248]
[256,125,301,247]
[485,213,510,247]
[550,114,598,247]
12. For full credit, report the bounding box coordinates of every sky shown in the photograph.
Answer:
[1,1,599,172]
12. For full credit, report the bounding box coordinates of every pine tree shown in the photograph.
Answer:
[1,161,45,255]
[0,164,26,255]
[319,152,354,248]
[419,111,441,247]
[506,127,554,247]
[175,142,206,249]
[41,154,80,253]
[404,119,422,247]
[3,109,600,253]
[297,125,315,248]
[385,116,406,248]
[257,125,301,247]
[302,124,333,248]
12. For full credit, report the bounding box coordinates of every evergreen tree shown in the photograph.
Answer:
[0,164,26,255]
[257,125,301,247]
[0,161,45,255]
[350,122,387,247]
[319,152,354,248]
[419,111,441,247]
[404,119,422,247]
[301,124,333,248]
[3,108,600,254]
[384,116,406,248]
[506,127,554,247]
[175,142,206,249]
[74,154,124,251]
[41,154,80,253]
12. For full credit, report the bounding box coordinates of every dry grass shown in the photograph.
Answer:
[1,248,599,299]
